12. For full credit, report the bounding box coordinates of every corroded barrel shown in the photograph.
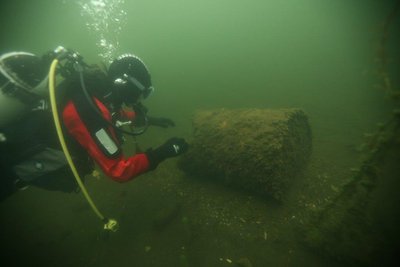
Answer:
[180,108,312,200]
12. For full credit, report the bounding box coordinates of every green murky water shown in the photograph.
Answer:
[1,0,399,266]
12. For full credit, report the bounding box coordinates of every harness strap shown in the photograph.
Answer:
[71,92,121,158]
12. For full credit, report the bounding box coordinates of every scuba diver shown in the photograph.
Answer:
[0,46,188,201]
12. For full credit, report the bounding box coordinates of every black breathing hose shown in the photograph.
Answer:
[76,63,148,136]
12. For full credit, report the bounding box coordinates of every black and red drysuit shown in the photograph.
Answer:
[62,96,150,182]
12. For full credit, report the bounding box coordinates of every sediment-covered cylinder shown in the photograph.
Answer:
[180,108,312,200]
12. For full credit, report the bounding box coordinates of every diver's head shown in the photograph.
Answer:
[107,54,154,107]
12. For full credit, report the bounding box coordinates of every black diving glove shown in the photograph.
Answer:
[148,117,175,128]
[146,137,189,170]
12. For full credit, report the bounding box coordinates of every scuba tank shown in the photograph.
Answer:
[0,51,49,128]
[1,47,150,137]
[0,47,91,193]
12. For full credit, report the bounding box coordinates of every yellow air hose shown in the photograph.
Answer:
[48,59,118,232]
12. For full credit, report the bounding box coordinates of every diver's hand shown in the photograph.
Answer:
[146,137,189,169]
[148,117,175,128]
[158,137,188,157]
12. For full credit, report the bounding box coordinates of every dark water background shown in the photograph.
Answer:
[1,0,399,266]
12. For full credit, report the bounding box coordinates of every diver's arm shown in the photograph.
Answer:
[147,116,175,128]
[118,109,136,120]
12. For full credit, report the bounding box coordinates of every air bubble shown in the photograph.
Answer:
[77,0,127,63]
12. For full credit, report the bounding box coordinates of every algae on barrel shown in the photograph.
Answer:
[180,108,312,200]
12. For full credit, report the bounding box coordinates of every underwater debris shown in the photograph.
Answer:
[301,113,400,266]
[180,108,312,200]
[375,1,400,102]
